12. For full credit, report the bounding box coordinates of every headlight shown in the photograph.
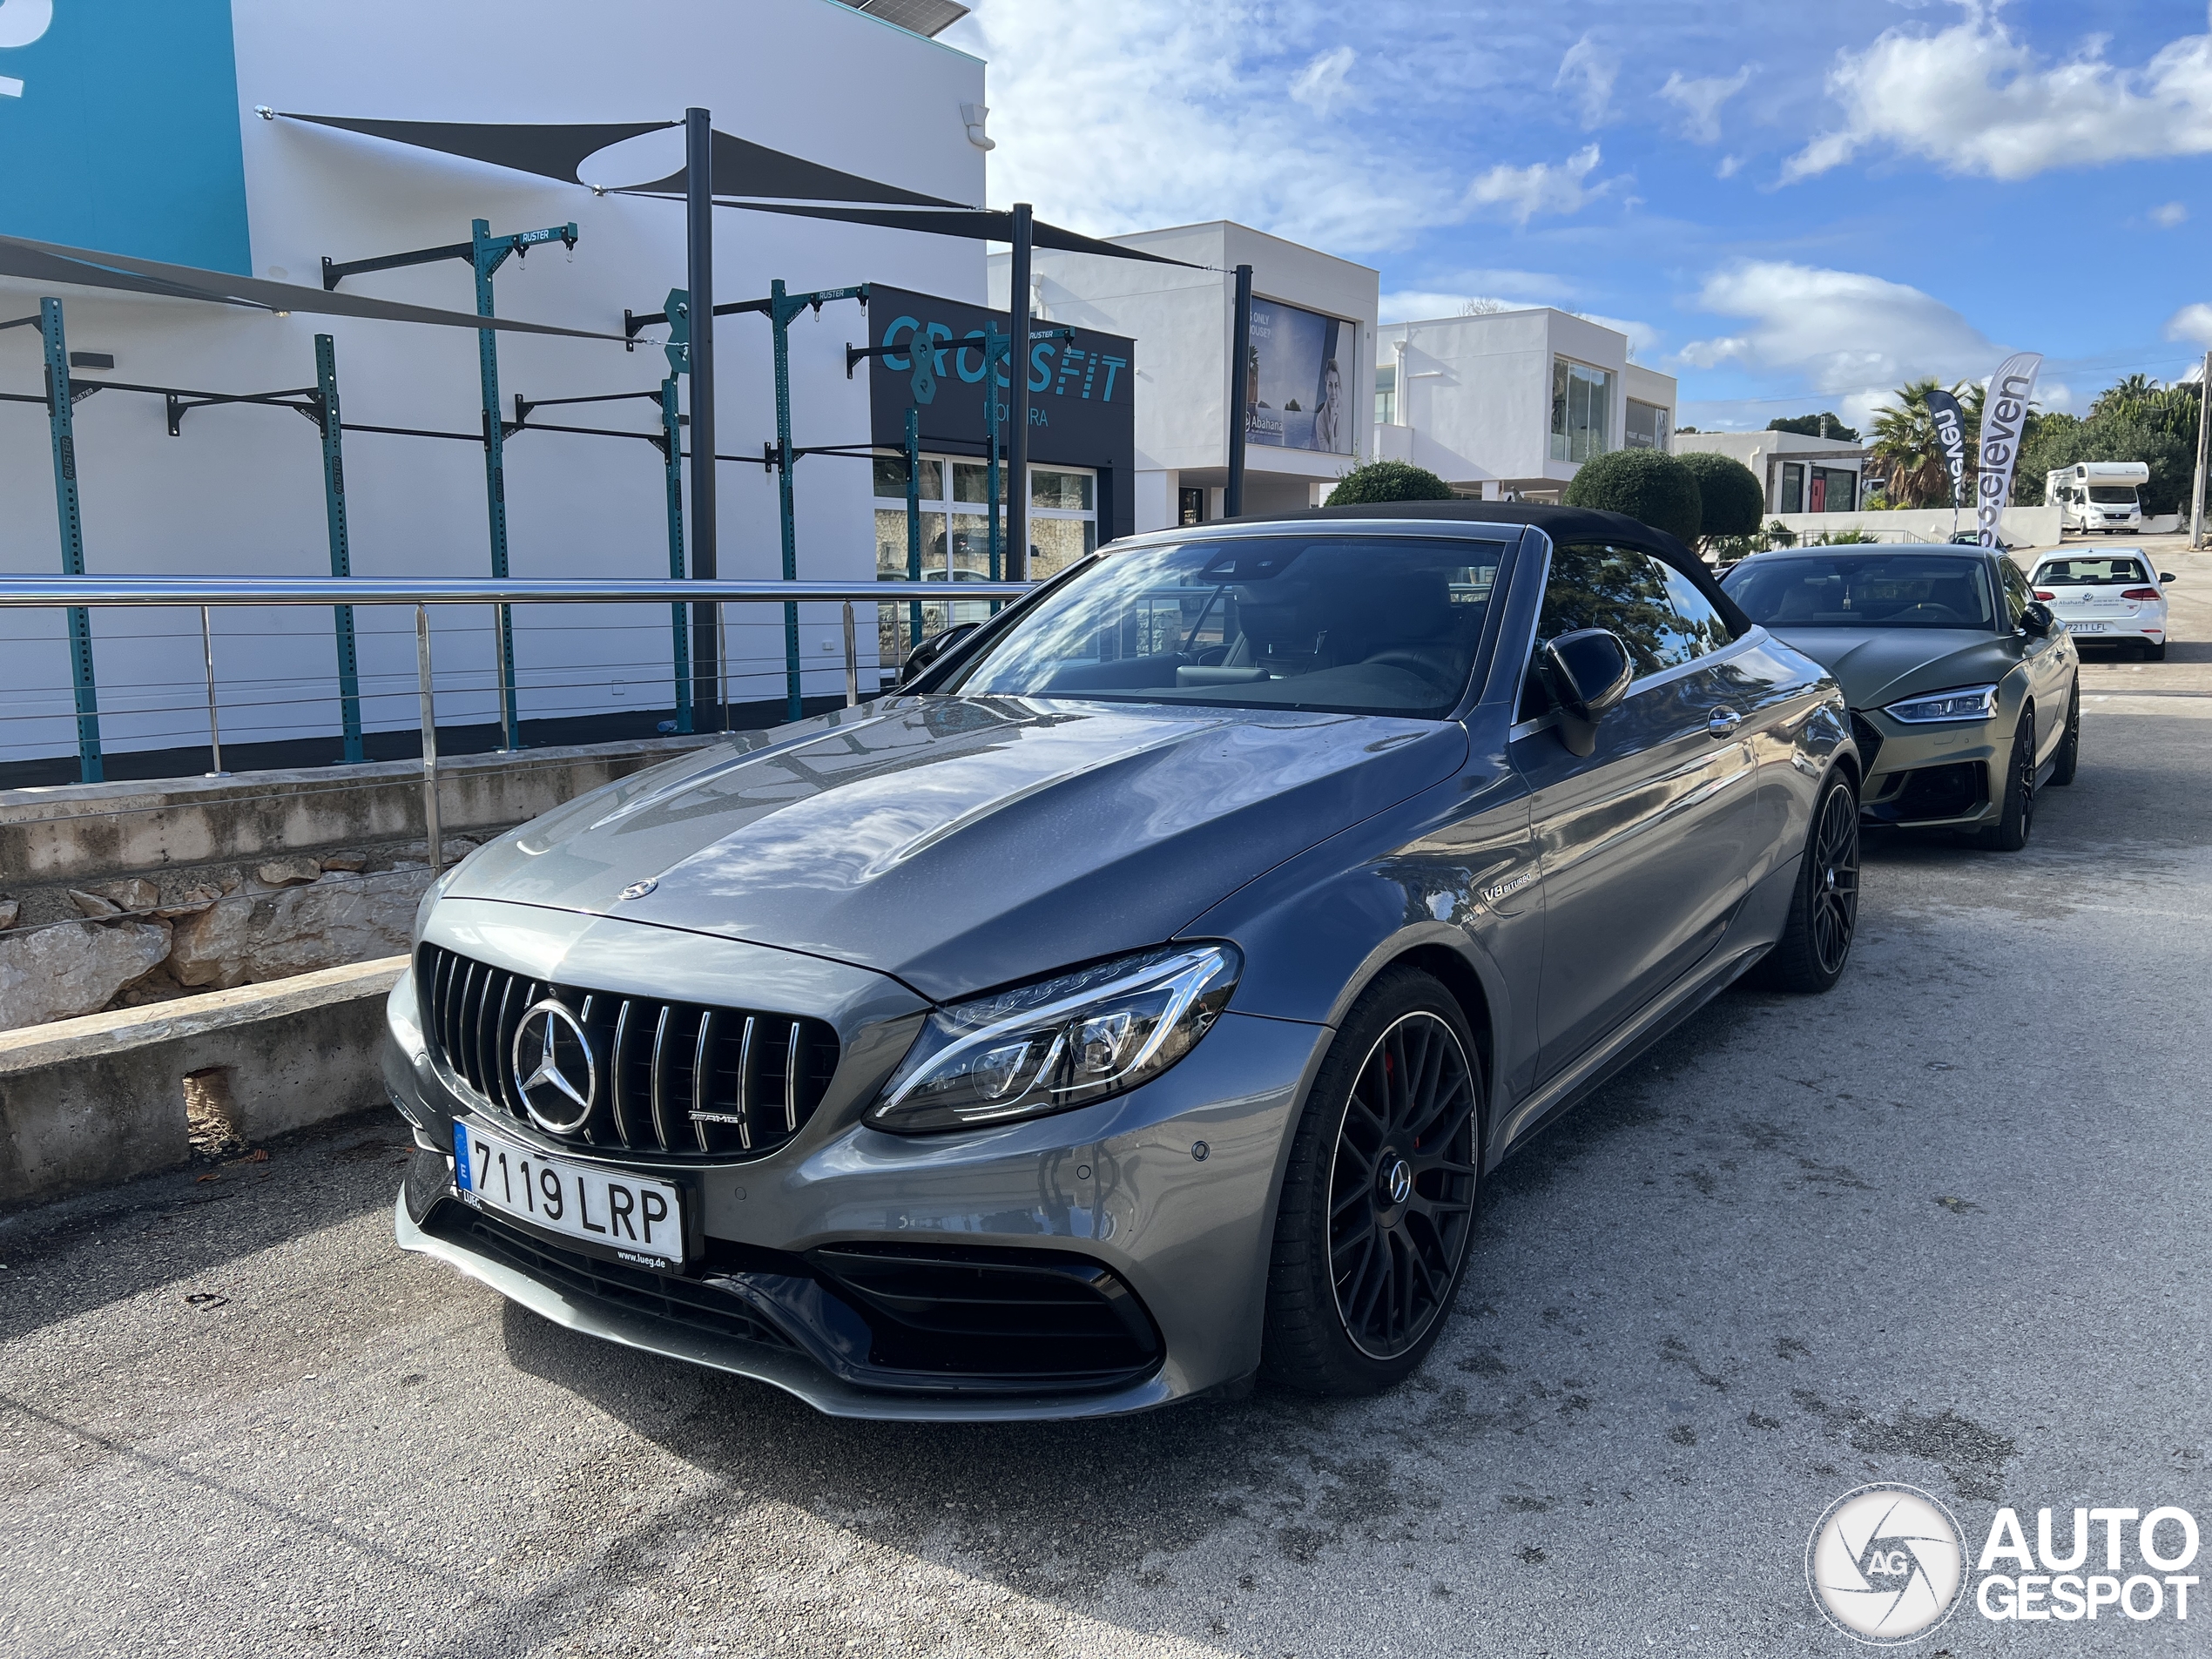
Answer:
[1884,684,1997,724]
[867,943,1243,1135]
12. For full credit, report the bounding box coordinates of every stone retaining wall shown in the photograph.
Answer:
[0,956,406,1207]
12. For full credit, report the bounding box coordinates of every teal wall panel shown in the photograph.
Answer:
[0,0,251,273]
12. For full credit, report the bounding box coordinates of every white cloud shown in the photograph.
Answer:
[1716,154,1744,179]
[1290,44,1359,114]
[1466,144,1615,225]
[1784,8,2212,183]
[2168,302,2212,346]
[1555,32,1619,130]
[2152,200,2189,228]
[941,4,1469,253]
[1677,260,2001,428]
[1660,65,1754,144]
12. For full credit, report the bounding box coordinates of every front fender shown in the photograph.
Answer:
[1180,757,1543,1130]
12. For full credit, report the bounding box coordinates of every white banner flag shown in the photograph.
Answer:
[1976,352,2041,548]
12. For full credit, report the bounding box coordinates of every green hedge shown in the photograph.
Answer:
[1678,451,1765,540]
[1561,449,1703,543]
[1324,461,1455,506]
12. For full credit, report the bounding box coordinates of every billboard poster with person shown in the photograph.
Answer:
[1245,298,1352,455]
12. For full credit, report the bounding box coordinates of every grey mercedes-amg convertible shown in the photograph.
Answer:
[384,502,1861,1420]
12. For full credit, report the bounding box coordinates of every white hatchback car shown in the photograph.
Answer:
[2031,551,2175,660]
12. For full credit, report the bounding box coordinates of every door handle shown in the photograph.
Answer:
[1706,707,1741,738]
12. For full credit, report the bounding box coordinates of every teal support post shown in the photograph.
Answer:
[904,408,922,649]
[39,299,101,781]
[764,279,870,722]
[469,217,577,750]
[660,374,692,733]
[312,334,364,763]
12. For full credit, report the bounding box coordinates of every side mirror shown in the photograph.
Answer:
[1539,629,1635,758]
[2020,601,2055,638]
[894,621,981,690]
[2161,572,2176,583]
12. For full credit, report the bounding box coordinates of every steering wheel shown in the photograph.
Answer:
[1362,649,1456,684]
[1896,603,1964,624]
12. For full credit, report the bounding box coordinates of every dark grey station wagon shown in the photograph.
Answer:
[384,502,1860,1419]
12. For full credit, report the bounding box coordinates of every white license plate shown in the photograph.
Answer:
[2067,622,2108,633]
[452,1121,685,1266]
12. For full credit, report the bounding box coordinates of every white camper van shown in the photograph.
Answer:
[2048,462,2149,535]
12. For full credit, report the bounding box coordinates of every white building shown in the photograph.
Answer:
[994,221,1380,530]
[1371,308,1676,501]
[1672,430,1870,515]
[1,0,994,777]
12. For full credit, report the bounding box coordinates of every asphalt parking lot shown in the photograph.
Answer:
[4,539,2210,1659]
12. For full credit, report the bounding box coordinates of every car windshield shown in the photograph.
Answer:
[2034,556,2149,585]
[941,535,1505,718]
[1723,554,1996,630]
[2087,487,2138,504]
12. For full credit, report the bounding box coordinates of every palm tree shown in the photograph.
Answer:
[1869,377,1959,508]
[2092,373,2157,418]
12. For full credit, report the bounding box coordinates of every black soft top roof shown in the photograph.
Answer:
[1267,500,1754,637]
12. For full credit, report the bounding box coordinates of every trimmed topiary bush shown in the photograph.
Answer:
[1678,451,1765,542]
[1324,460,1455,506]
[1561,448,1703,543]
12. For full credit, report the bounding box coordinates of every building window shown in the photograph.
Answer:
[871,457,1098,660]
[1550,358,1614,463]
[1811,466,1857,513]
[1374,362,1398,427]
[1178,487,1206,526]
[1028,468,1098,580]
[1780,462,1805,515]
[1625,398,1669,451]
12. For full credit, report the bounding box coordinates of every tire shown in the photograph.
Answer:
[1262,967,1482,1396]
[2049,680,2080,786]
[1974,706,2036,852]
[2147,641,2168,662]
[1752,771,1860,994]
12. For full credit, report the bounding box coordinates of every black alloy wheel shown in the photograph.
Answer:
[1976,706,2035,851]
[1807,783,1860,978]
[2050,681,2080,786]
[1755,771,1860,995]
[1325,1010,1479,1360]
[1263,969,1482,1394]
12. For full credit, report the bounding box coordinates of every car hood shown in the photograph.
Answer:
[447,696,1468,1002]
[1757,626,2014,711]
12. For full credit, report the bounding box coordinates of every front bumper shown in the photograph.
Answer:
[386,949,1330,1420]
[1850,707,2000,829]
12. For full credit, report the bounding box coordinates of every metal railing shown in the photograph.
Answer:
[0,577,1032,873]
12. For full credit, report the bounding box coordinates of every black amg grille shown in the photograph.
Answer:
[429,1204,795,1352]
[418,943,839,1162]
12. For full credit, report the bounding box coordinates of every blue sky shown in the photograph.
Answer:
[944,0,2212,432]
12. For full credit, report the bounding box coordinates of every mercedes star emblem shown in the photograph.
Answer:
[511,998,598,1134]
[619,880,658,901]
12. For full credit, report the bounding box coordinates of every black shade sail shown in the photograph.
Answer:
[0,233,624,339]
[282,113,962,206]
[280,114,677,188]
[632,127,962,206]
[705,202,1204,266]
